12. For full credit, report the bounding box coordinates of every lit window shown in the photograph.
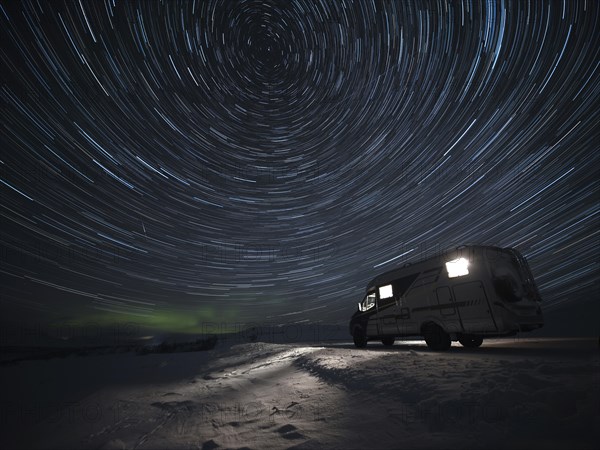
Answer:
[446,258,469,278]
[379,284,393,299]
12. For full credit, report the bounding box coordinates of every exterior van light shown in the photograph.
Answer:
[446,257,469,277]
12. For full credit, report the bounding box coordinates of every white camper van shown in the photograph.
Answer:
[349,245,544,350]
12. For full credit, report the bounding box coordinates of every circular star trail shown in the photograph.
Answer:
[1,0,598,332]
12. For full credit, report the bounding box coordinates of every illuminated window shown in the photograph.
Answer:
[446,258,469,278]
[379,284,393,299]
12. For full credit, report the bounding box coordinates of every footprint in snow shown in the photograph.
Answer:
[277,424,305,440]
[98,439,127,450]
[201,439,219,450]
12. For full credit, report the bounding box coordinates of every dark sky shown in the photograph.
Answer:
[1,0,598,335]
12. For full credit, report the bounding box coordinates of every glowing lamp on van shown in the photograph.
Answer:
[446,257,469,277]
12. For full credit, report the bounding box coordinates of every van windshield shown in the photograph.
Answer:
[359,292,376,311]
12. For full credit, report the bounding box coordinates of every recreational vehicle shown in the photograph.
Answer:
[349,245,543,350]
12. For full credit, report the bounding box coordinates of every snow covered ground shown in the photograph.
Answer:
[1,337,598,449]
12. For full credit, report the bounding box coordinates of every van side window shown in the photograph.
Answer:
[379,284,393,299]
[392,273,420,297]
[411,267,442,288]
[377,284,396,309]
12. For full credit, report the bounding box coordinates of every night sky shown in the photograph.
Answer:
[1,0,598,335]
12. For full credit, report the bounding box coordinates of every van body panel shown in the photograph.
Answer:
[453,281,497,333]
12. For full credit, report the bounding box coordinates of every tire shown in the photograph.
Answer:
[381,336,395,346]
[458,335,483,348]
[423,323,451,351]
[353,326,367,348]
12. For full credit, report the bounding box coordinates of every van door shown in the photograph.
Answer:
[392,273,420,336]
[396,295,417,336]
[436,286,457,316]
[376,284,397,336]
[452,281,497,333]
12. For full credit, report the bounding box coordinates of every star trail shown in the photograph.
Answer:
[1,0,598,334]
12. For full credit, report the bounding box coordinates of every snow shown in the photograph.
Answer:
[1,338,598,449]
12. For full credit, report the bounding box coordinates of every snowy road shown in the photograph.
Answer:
[1,338,598,449]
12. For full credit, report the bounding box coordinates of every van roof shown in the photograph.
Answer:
[366,244,507,291]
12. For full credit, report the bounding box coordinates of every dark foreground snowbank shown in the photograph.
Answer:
[0,338,598,449]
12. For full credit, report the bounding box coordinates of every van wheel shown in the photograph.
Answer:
[353,327,367,348]
[423,324,451,351]
[381,337,395,346]
[459,335,483,348]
